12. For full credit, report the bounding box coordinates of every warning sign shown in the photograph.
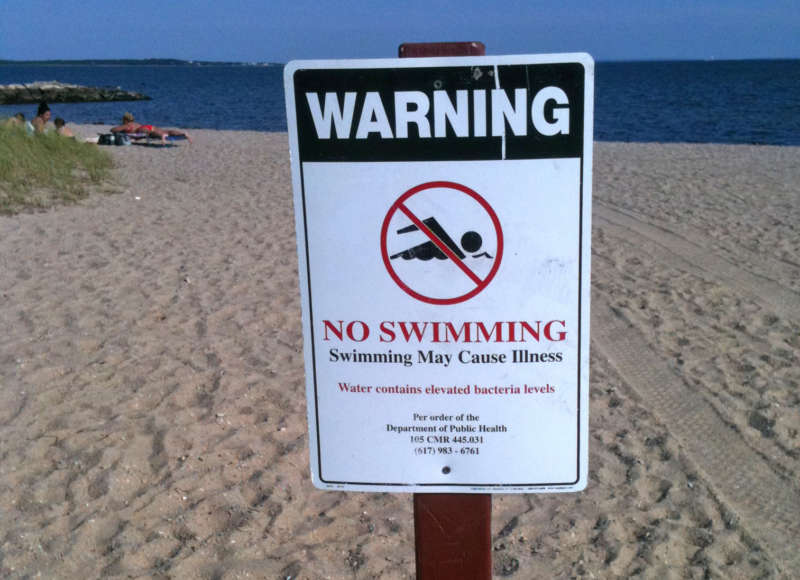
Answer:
[285,53,593,493]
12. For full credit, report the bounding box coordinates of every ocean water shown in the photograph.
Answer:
[1,59,798,145]
[595,60,799,145]
[0,64,286,132]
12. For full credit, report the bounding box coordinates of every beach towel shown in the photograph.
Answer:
[97,133,130,146]
[127,133,188,147]
[96,132,186,147]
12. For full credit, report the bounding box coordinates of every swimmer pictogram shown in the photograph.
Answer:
[390,217,493,261]
[381,181,503,305]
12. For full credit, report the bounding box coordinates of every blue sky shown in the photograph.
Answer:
[1,0,798,62]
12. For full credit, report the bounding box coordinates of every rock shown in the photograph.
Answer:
[748,410,775,438]
[0,80,150,104]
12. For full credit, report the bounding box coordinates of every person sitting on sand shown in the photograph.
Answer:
[31,102,51,133]
[110,112,192,144]
[2,112,26,127]
[53,117,75,138]
[3,113,33,133]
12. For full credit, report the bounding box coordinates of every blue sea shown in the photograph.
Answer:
[1,60,798,145]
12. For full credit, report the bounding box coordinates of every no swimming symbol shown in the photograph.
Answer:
[380,181,503,305]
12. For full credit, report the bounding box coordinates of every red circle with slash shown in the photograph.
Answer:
[380,181,503,305]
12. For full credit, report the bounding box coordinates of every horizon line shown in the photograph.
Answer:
[2,56,799,66]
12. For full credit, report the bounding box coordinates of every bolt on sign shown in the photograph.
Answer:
[284,53,593,493]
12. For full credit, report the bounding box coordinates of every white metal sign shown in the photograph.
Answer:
[285,53,593,492]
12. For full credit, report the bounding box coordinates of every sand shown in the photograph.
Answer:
[0,127,798,579]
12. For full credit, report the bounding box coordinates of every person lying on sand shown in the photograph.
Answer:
[111,112,192,144]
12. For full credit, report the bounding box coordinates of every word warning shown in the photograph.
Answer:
[285,53,594,493]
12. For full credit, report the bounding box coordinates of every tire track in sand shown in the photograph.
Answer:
[594,201,800,322]
[592,301,800,576]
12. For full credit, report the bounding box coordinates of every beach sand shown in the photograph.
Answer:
[1,127,798,579]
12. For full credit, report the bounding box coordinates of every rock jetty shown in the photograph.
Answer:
[0,81,151,105]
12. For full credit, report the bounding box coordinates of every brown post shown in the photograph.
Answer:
[399,41,492,580]
[414,493,492,579]
[399,41,486,58]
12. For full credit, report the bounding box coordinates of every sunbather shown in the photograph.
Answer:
[54,117,75,138]
[2,113,26,127]
[110,112,192,144]
[31,102,51,133]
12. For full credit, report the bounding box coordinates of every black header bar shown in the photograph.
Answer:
[292,63,585,162]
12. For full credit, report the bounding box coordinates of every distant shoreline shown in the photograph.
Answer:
[0,58,280,67]
[1,57,798,66]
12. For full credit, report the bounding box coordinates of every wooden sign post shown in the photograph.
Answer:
[413,492,492,578]
[401,41,492,580]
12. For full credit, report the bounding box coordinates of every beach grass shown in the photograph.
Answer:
[0,122,113,215]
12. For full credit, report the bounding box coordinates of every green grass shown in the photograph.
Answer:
[0,122,113,215]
